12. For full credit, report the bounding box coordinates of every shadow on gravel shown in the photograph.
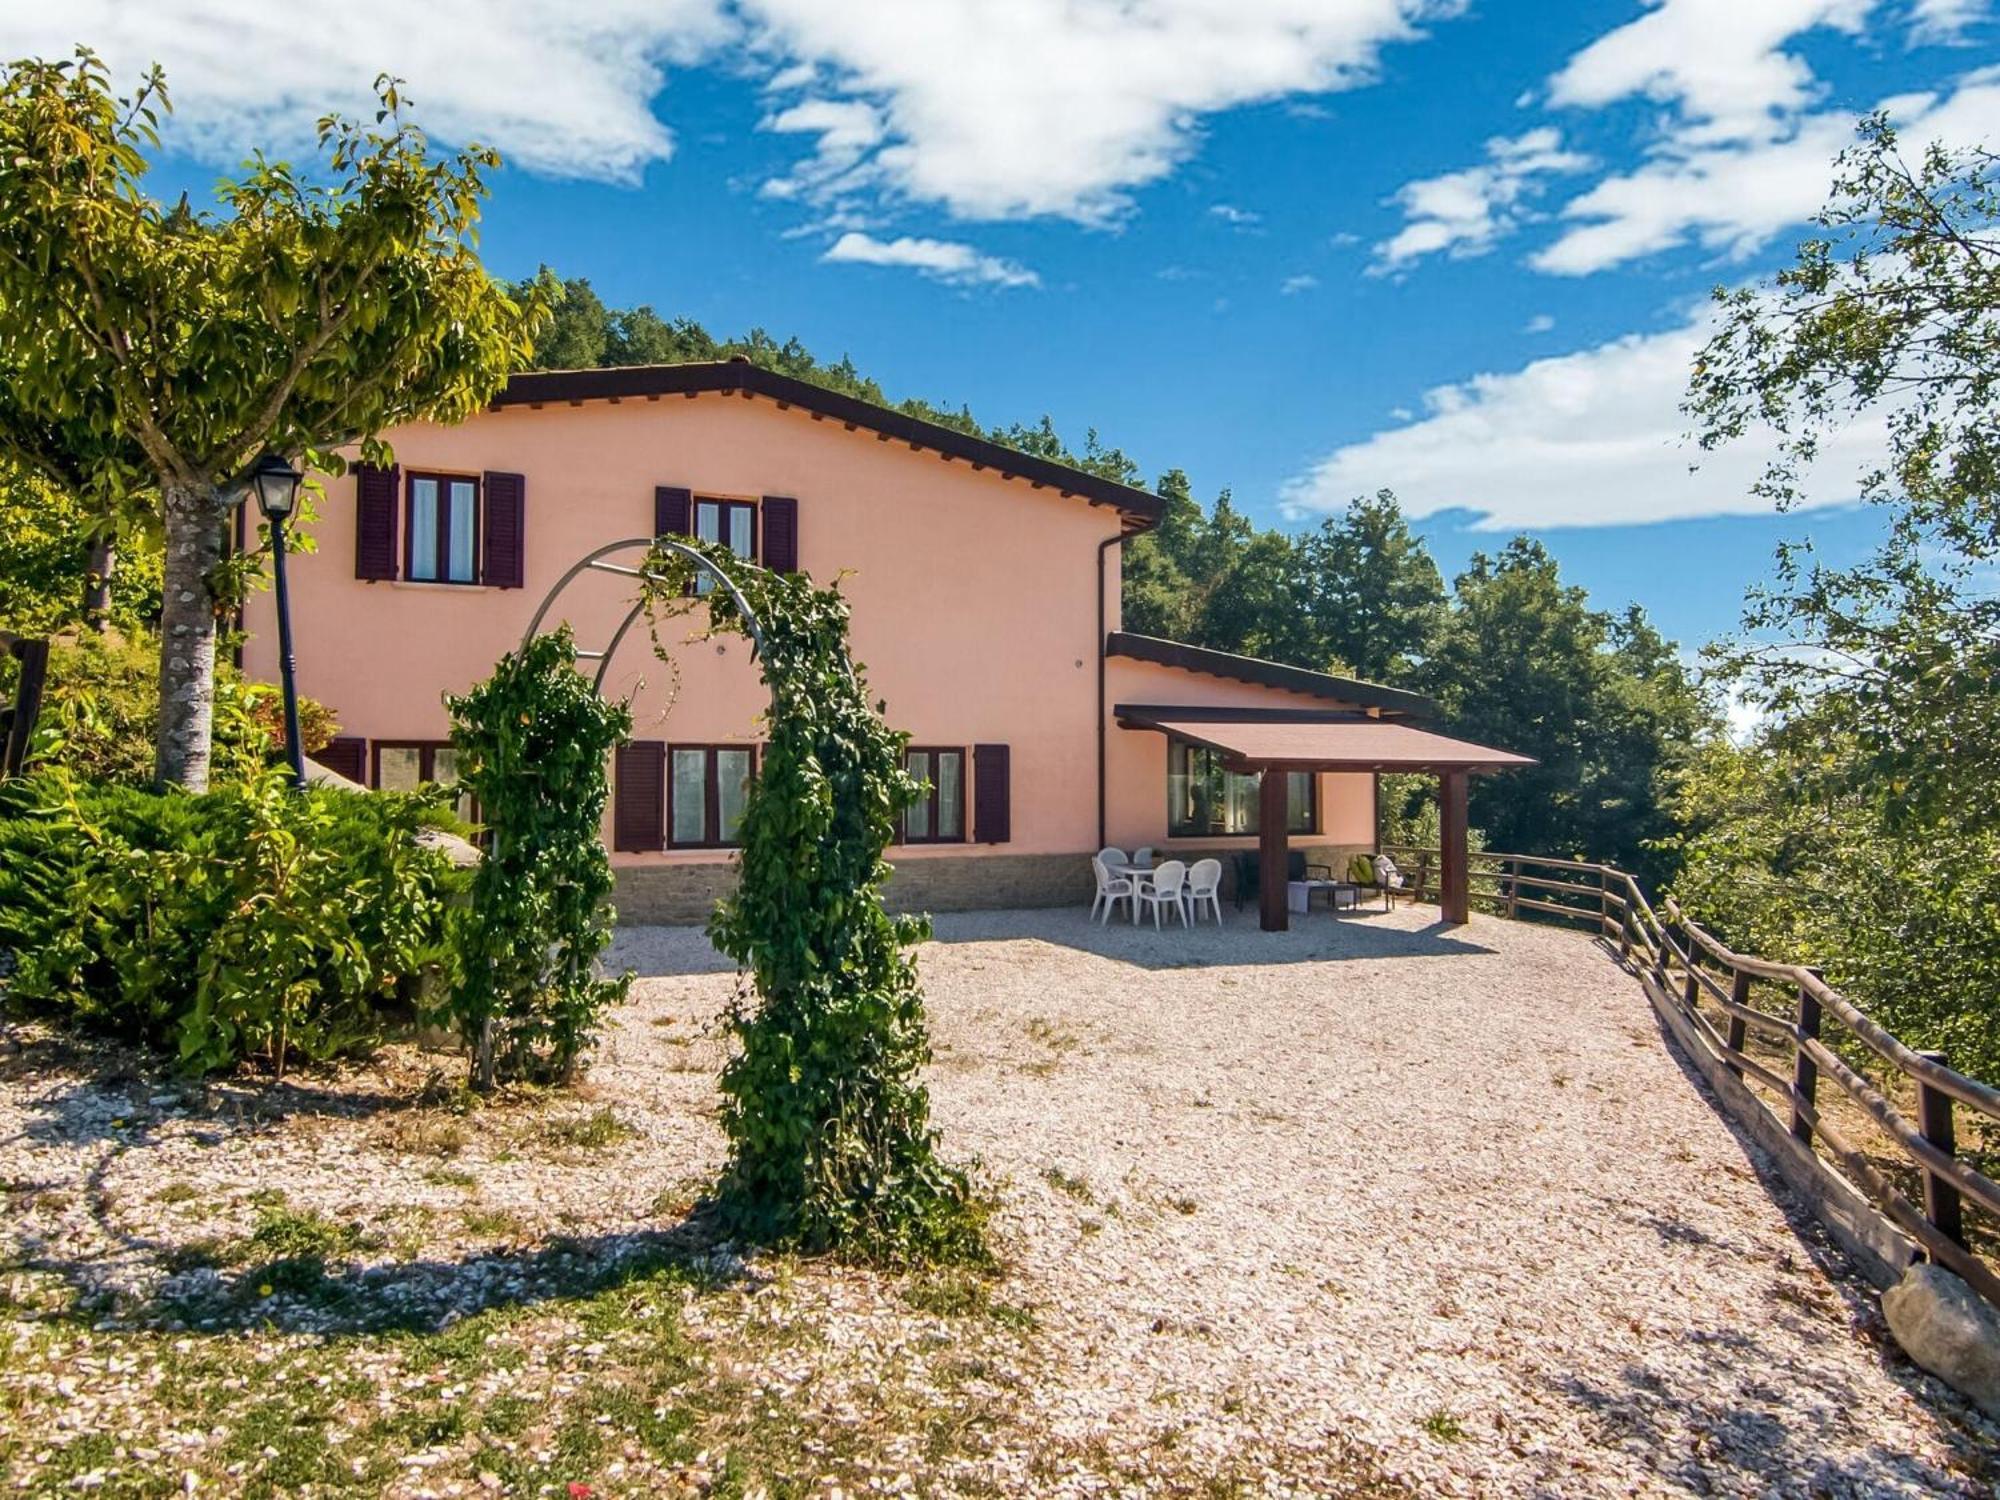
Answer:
[11,1214,745,1341]
[610,906,1501,977]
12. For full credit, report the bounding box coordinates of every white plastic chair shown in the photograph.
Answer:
[1097,846,1130,869]
[1136,858,1189,928]
[1132,845,1156,868]
[1186,858,1223,924]
[1091,856,1136,925]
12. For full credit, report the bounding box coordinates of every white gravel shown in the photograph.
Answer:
[4,902,1993,1495]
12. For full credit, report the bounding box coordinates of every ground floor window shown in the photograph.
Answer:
[372,740,475,823]
[901,747,965,843]
[1166,736,1315,837]
[670,745,755,848]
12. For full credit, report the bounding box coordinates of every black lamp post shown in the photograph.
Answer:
[250,451,306,788]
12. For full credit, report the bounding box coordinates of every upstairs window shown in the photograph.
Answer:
[1166,736,1315,838]
[902,747,965,844]
[407,473,480,584]
[691,498,756,594]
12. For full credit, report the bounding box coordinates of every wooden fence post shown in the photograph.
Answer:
[1506,856,1520,921]
[1724,968,1750,1077]
[1915,1050,1966,1250]
[1680,930,1701,1012]
[1790,975,1822,1145]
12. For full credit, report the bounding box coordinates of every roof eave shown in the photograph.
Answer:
[1105,632,1435,718]
[494,361,1165,530]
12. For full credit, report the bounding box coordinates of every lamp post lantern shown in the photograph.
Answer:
[250,451,306,788]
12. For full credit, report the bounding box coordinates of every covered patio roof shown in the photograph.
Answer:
[1115,705,1535,773]
[1116,705,1533,932]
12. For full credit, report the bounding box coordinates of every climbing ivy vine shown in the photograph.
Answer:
[444,626,632,1090]
[640,540,985,1264]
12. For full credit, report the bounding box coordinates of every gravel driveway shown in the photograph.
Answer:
[607,904,1993,1496]
[3,904,1992,1495]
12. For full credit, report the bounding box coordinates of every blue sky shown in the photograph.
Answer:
[16,2,1997,649]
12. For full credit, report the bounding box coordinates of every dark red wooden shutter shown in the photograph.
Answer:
[761,495,798,573]
[614,742,666,852]
[315,736,367,784]
[973,743,1010,844]
[654,486,691,539]
[482,471,525,588]
[355,463,400,580]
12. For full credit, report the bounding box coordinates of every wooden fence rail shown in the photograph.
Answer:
[1384,843,2000,1308]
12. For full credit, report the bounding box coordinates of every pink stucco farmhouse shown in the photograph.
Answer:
[241,360,1526,929]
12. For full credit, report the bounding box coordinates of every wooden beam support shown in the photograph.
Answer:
[1439,768,1470,925]
[1259,768,1289,933]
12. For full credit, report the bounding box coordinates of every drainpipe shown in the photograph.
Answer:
[1096,530,1121,850]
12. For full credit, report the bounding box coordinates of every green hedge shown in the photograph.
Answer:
[0,771,469,1073]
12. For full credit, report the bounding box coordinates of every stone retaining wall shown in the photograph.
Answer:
[614,843,1375,926]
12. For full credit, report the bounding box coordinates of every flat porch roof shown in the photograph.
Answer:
[1114,705,1535,773]
[1115,705,1533,931]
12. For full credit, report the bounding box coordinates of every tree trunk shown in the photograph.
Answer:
[82,535,116,633]
[154,481,229,790]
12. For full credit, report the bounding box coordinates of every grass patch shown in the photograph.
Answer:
[374,1111,470,1158]
[1022,1018,1082,1076]
[1420,1407,1467,1442]
[461,1205,529,1240]
[1041,1166,1095,1204]
[536,1106,634,1152]
[151,1179,200,1205]
[422,1166,478,1189]
[902,1270,1038,1332]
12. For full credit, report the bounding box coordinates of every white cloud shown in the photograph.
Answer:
[1547,0,1871,146]
[760,97,887,202]
[1280,273,1320,294]
[1910,0,1989,44]
[1210,203,1263,227]
[1524,313,1556,333]
[2,1,733,182]
[745,0,1464,222]
[820,230,1039,287]
[1280,309,1885,530]
[1534,68,2000,273]
[1373,128,1590,269]
[6,2,1468,222]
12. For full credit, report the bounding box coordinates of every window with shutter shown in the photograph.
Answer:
[614,742,667,852]
[354,464,400,580]
[655,486,691,539]
[761,495,799,574]
[482,472,526,589]
[973,744,1011,844]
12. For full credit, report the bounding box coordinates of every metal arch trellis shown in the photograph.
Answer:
[521,537,768,694]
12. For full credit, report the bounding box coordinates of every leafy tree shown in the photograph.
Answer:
[0,52,543,789]
[1290,491,1446,682]
[1426,538,1713,883]
[1678,119,2000,1075]
[0,465,162,636]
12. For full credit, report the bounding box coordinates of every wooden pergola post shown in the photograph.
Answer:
[1258,765,1289,932]
[1439,767,1470,925]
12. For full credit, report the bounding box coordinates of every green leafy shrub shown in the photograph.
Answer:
[443,627,631,1089]
[21,629,336,787]
[0,770,465,1072]
[640,540,984,1265]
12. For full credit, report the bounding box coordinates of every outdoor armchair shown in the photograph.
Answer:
[1091,855,1136,924]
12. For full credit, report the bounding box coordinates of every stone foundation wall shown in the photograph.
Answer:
[614,843,1376,926]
